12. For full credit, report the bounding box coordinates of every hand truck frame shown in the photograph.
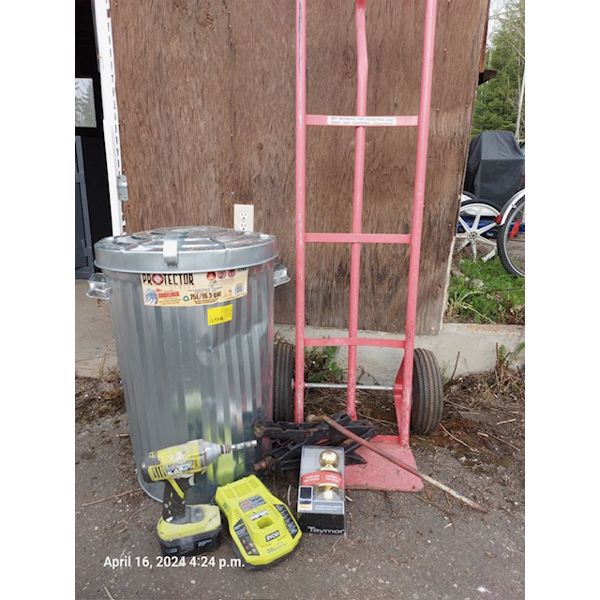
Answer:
[293,0,441,491]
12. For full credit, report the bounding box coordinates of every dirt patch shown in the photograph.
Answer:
[76,369,125,425]
[77,362,524,485]
[431,365,524,465]
[75,366,525,599]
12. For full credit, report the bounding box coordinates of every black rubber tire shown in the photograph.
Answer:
[410,348,444,435]
[497,196,525,277]
[272,342,295,422]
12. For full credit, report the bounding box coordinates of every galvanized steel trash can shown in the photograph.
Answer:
[89,226,284,500]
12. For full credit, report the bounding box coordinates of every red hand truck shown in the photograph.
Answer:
[293,0,443,492]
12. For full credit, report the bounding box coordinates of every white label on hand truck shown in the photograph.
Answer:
[327,116,397,127]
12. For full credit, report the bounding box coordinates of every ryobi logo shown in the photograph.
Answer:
[265,531,280,543]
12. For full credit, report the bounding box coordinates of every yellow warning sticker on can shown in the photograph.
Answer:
[207,304,233,326]
[141,270,248,307]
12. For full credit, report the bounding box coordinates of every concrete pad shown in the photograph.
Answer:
[416,322,525,378]
[75,279,118,377]
[275,322,524,383]
[75,279,524,381]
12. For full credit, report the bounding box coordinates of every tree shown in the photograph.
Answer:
[472,0,525,143]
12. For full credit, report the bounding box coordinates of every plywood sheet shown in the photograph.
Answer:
[110,0,489,334]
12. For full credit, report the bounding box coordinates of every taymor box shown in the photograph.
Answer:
[297,446,345,534]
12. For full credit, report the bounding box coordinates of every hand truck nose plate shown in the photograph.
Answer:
[344,435,423,491]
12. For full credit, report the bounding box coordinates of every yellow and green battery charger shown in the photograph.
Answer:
[216,475,302,567]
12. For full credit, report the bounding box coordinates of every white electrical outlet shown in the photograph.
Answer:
[233,203,255,232]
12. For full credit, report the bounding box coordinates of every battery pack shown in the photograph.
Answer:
[156,504,222,556]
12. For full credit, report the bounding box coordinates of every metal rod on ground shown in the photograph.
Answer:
[308,414,487,513]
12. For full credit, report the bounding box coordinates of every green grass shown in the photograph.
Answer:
[446,258,525,325]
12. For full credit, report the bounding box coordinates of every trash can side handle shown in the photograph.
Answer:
[274,263,290,287]
[87,273,112,300]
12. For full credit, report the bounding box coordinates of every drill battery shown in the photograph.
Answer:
[156,475,222,556]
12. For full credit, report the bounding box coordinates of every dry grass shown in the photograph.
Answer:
[435,364,525,455]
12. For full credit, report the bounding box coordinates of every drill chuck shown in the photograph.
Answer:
[230,440,258,452]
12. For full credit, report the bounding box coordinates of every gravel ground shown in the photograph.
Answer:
[75,371,524,600]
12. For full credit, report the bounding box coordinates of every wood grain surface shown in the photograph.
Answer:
[110,0,488,334]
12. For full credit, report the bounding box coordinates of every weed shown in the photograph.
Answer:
[495,342,525,387]
[496,342,525,367]
[446,258,525,325]
[305,346,344,383]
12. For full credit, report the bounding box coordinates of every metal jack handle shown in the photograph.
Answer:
[308,414,487,513]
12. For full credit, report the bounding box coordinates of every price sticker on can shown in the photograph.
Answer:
[207,304,233,326]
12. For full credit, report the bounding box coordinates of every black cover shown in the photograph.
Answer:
[464,131,524,211]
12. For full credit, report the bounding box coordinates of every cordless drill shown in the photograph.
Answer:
[141,438,257,556]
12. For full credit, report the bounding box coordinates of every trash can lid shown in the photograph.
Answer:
[94,226,278,273]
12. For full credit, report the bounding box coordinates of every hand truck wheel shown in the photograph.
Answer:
[272,342,295,422]
[410,348,444,435]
